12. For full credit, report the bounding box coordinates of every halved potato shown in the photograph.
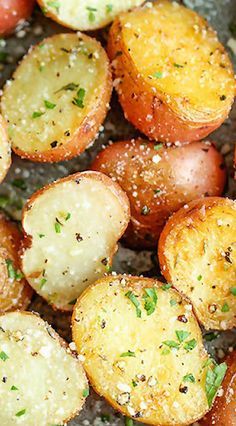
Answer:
[158,197,236,330]
[1,33,112,162]
[0,212,32,312]
[108,1,235,143]
[0,311,87,426]
[21,171,130,310]
[72,275,227,425]
[0,115,11,183]
[200,350,236,426]
[37,0,145,31]
[92,139,226,249]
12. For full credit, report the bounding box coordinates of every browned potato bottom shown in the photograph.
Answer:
[72,275,226,426]
[158,197,236,330]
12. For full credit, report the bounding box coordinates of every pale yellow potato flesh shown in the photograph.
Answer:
[1,33,111,161]
[0,115,11,183]
[38,0,145,31]
[72,275,211,426]
[0,311,87,426]
[118,1,235,122]
[159,198,236,330]
[21,172,130,310]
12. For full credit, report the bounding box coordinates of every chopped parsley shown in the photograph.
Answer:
[32,111,44,119]
[44,100,56,109]
[205,362,227,407]
[72,88,86,108]
[132,380,138,387]
[153,71,163,79]
[183,373,195,383]
[106,4,113,13]
[154,144,163,150]
[56,82,79,93]
[143,288,157,315]
[204,332,219,342]
[11,385,18,391]
[125,291,141,318]
[170,298,177,307]
[54,218,63,233]
[173,63,184,68]
[11,178,27,190]
[40,278,47,289]
[82,388,90,398]
[15,409,26,417]
[161,283,172,291]
[120,350,135,358]
[5,259,23,281]
[86,6,97,22]
[184,339,197,351]
[47,1,60,12]
[221,302,229,312]
[162,340,180,349]
[38,234,45,238]
[230,287,236,296]
[0,351,9,361]
[125,418,133,426]
[161,348,171,355]
[65,212,71,221]
[197,275,202,281]
[175,330,190,343]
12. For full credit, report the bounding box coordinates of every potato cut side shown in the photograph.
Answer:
[72,275,215,425]
[158,197,236,330]
[0,115,11,183]
[0,212,32,312]
[0,311,87,426]
[108,1,235,142]
[1,33,112,162]
[37,0,145,31]
[21,171,130,310]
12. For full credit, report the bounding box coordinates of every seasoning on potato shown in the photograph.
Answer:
[158,197,236,330]
[0,311,88,426]
[108,0,235,143]
[37,0,145,31]
[92,139,226,249]
[72,275,227,426]
[1,33,112,162]
[0,212,32,312]
[21,171,130,310]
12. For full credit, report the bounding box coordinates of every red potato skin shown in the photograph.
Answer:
[92,139,226,249]
[0,0,35,36]
[200,351,236,426]
[107,19,232,144]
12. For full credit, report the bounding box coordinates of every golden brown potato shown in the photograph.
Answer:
[21,171,130,310]
[107,1,235,143]
[37,0,144,31]
[0,311,88,425]
[0,115,11,183]
[158,197,236,330]
[1,33,112,162]
[72,275,228,425]
[92,139,226,249]
[200,350,236,426]
[0,212,32,312]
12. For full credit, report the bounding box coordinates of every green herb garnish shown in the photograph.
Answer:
[15,409,26,417]
[175,330,190,343]
[197,275,202,281]
[38,234,45,238]
[82,388,90,398]
[125,291,141,318]
[0,351,9,361]
[40,278,47,289]
[184,339,197,351]
[183,373,195,383]
[72,88,86,108]
[56,82,79,93]
[11,178,27,190]
[162,340,180,349]
[125,418,134,426]
[44,100,56,109]
[5,259,23,281]
[11,385,18,390]
[120,350,136,358]
[86,6,97,22]
[205,362,227,407]
[221,302,230,312]
[230,287,236,296]
[65,212,71,221]
[106,4,113,13]
[153,71,163,78]
[143,288,157,315]
[170,298,177,307]
[154,144,163,150]
[47,1,60,12]
[161,283,172,291]
[32,111,44,119]
[173,63,184,68]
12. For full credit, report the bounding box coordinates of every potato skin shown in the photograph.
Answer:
[200,351,236,426]
[0,0,35,35]
[92,139,226,249]
[107,5,235,143]
[0,115,11,183]
[0,212,33,312]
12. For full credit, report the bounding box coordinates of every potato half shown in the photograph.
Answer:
[158,197,236,330]
[72,275,221,426]
[108,1,235,143]
[1,33,112,162]
[0,115,11,183]
[0,212,32,312]
[21,171,130,310]
[37,0,144,31]
[92,139,226,249]
[0,311,88,426]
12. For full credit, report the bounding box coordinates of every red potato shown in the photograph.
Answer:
[200,351,236,426]
[0,0,35,36]
[92,139,226,249]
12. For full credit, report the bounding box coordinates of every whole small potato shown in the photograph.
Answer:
[92,139,226,249]
[200,351,236,426]
[0,0,35,36]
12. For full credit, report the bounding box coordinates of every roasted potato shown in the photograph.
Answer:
[21,171,130,311]
[0,212,32,312]
[72,275,228,425]
[0,311,88,425]
[37,0,144,31]
[1,33,112,162]
[92,139,226,249]
[200,350,236,426]
[158,197,236,331]
[107,1,235,143]
[0,115,11,184]
[0,0,35,36]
